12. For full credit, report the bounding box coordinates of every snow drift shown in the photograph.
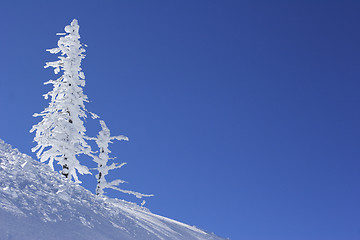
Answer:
[0,139,225,240]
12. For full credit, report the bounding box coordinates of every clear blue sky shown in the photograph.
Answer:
[0,1,359,240]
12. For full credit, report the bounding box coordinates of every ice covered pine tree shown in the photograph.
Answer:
[93,120,153,200]
[30,19,91,183]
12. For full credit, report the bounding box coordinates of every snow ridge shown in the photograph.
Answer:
[0,139,226,240]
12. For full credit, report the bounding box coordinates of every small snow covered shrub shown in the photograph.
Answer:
[91,120,153,199]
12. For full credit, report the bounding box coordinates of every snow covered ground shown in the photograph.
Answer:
[0,139,226,240]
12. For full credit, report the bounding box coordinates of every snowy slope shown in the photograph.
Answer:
[0,139,226,240]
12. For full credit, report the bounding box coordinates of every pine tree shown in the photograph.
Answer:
[93,120,153,199]
[30,19,91,183]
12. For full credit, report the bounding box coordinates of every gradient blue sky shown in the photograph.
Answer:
[0,1,360,240]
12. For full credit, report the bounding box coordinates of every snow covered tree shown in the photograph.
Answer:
[30,19,91,183]
[93,120,153,199]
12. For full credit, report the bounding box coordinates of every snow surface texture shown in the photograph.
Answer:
[0,139,226,240]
